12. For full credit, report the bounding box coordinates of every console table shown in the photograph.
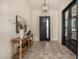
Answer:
[11,34,33,59]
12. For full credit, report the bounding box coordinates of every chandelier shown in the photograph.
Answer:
[41,0,49,13]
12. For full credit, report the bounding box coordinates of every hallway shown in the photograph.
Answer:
[24,41,76,59]
[0,0,78,59]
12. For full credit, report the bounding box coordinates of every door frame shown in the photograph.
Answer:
[62,0,77,45]
[62,0,78,55]
[39,16,50,41]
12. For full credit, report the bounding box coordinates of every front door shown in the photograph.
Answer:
[39,16,50,41]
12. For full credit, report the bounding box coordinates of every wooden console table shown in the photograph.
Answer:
[11,34,33,59]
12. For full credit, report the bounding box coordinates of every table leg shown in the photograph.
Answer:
[20,40,22,59]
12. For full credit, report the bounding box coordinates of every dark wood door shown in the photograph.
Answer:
[62,0,78,55]
[39,16,50,41]
[70,3,78,55]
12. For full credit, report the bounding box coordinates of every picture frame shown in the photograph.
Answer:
[16,15,27,33]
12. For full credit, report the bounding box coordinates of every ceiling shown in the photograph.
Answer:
[27,0,72,10]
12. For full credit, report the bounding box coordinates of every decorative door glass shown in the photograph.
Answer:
[71,4,77,40]
[65,10,69,37]
[71,18,77,40]
[71,4,77,17]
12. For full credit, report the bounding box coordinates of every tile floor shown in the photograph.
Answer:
[24,41,76,59]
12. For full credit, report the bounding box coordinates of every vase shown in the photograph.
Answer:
[19,29,24,39]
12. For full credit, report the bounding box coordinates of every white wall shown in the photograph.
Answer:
[0,0,32,59]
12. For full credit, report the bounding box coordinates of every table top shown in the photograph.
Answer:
[11,34,33,43]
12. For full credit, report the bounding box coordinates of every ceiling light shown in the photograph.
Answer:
[41,0,49,14]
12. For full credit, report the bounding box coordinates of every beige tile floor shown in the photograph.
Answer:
[24,41,76,59]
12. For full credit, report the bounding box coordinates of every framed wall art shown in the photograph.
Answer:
[16,15,27,33]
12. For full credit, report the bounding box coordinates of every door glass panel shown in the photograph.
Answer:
[71,18,77,40]
[65,20,68,37]
[65,11,69,19]
[65,10,69,37]
[71,4,77,17]
[46,18,49,38]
